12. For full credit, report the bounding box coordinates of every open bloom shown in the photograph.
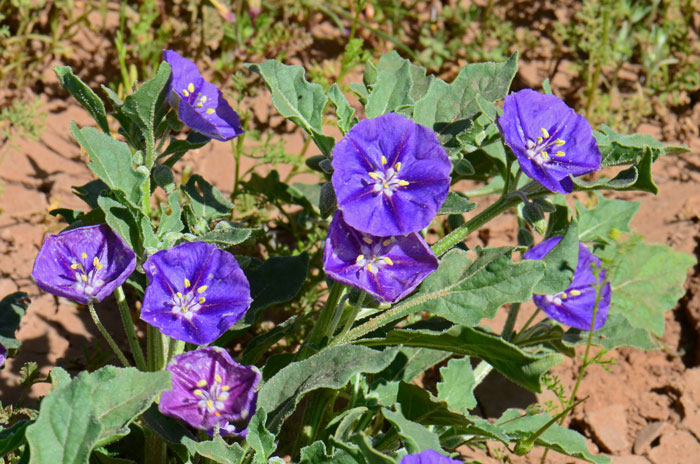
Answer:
[524,237,611,330]
[31,224,136,304]
[159,347,260,436]
[140,242,252,345]
[401,450,461,464]
[323,211,438,303]
[163,50,244,141]
[331,113,451,236]
[498,89,601,194]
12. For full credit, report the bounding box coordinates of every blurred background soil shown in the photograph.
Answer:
[1,1,700,462]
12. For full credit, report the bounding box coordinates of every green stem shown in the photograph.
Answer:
[88,301,131,367]
[512,308,541,344]
[501,303,520,341]
[144,430,166,464]
[114,286,147,371]
[147,325,165,371]
[337,293,366,341]
[473,360,493,387]
[302,282,346,356]
[167,337,185,363]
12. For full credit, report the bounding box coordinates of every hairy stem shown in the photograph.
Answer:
[114,286,146,371]
[88,301,130,367]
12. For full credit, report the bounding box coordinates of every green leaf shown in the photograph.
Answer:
[361,325,562,392]
[160,132,211,167]
[183,175,234,220]
[241,316,299,365]
[595,124,688,167]
[0,292,28,350]
[328,84,358,134]
[576,194,639,245]
[564,313,658,351]
[248,409,276,464]
[121,62,171,150]
[533,220,579,295]
[54,67,110,133]
[243,171,315,214]
[26,367,171,464]
[597,236,695,337]
[181,436,245,464]
[300,441,361,464]
[258,345,399,432]
[70,124,148,209]
[0,420,30,457]
[140,404,195,445]
[197,227,258,248]
[437,192,477,215]
[381,407,442,454]
[97,193,158,255]
[437,357,476,414]
[246,61,335,156]
[365,57,414,118]
[496,409,610,464]
[350,433,395,464]
[410,247,545,327]
[156,190,183,238]
[397,381,471,427]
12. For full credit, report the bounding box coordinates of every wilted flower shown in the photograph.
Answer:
[31,224,136,304]
[498,89,601,194]
[323,211,438,303]
[141,242,252,345]
[159,347,260,436]
[524,237,611,330]
[401,449,461,464]
[163,50,244,141]
[331,113,451,236]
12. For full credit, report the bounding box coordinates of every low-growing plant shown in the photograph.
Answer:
[0,46,694,464]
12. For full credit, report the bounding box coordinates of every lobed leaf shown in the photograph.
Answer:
[576,194,639,245]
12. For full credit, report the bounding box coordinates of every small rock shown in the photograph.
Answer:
[633,421,667,454]
[682,409,700,442]
[647,430,700,464]
[587,404,630,454]
[637,392,671,421]
[610,456,651,464]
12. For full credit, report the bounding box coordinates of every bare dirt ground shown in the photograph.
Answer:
[1,2,700,463]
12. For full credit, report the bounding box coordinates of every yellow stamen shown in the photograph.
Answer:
[206,108,215,114]
[215,374,222,384]
[181,307,188,313]
[196,103,203,108]
[188,83,195,93]
[81,252,87,259]
[383,257,394,265]
[193,389,203,396]
[367,263,376,274]
[184,278,191,288]
[196,379,208,387]
[362,237,373,245]
[560,293,568,300]
[382,239,392,246]
[555,138,566,146]
[71,263,80,270]
[217,396,227,401]
[536,136,543,144]
[93,257,103,270]
[221,385,230,392]
[541,151,549,159]
[397,180,410,186]
[394,162,402,171]
[555,151,566,157]
[197,285,208,293]
[201,96,207,103]
[569,290,582,297]
[381,155,388,165]
[368,172,380,180]
[176,292,183,299]
[81,274,88,282]
[541,127,550,139]
[182,89,190,97]
[356,254,365,264]
[215,412,221,417]
[206,400,214,410]
[198,297,206,304]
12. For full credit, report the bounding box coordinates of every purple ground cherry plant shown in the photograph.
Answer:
[10,48,693,464]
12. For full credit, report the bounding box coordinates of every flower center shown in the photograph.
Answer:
[525,127,567,166]
[70,252,105,298]
[367,157,409,197]
[192,374,231,418]
[181,82,216,115]
[170,279,208,320]
[355,237,395,274]
[544,288,583,306]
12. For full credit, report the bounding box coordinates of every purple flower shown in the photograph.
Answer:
[331,113,451,236]
[31,224,136,304]
[159,347,260,436]
[163,50,243,141]
[0,343,6,367]
[140,241,252,345]
[401,450,461,464]
[323,211,438,303]
[524,237,611,330]
[498,89,601,194]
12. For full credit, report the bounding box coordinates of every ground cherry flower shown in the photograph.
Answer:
[498,89,601,194]
[140,242,252,345]
[331,113,451,236]
[401,450,461,463]
[524,237,611,330]
[323,211,438,303]
[159,347,260,436]
[31,224,136,304]
[163,50,244,141]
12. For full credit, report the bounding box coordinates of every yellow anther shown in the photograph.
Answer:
[206,400,214,410]
[569,290,582,297]
[93,257,103,270]
[356,254,365,264]
[541,151,549,159]
[382,239,392,247]
[381,155,388,165]
[221,385,230,392]
[181,307,188,313]
[196,103,203,108]
[397,180,410,186]
[536,136,543,144]
[560,293,568,300]
[367,263,376,274]
[182,89,190,97]
[71,263,80,270]
[215,374,222,384]
[217,396,227,401]
[541,127,550,139]
[176,292,183,299]
[193,389,203,396]
[201,96,207,103]
[198,297,206,304]
[555,138,566,146]
[197,285,208,293]
[554,151,566,157]
[368,172,380,180]
[184,278,191,288]
[215,412,221,417]
[81,252,88,259]
[394,162,402,171]
[81,274,88,282]
[206,108,215,114]
[383,257,394,265]
[196,379,208,387]
[188,83,195,93]
[362,237,373,245]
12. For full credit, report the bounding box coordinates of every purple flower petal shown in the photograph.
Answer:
[524,237,611,330]
[401,449,461,464]
[331,113,451,236]
[0,344,6,368]
[159,347,260,436]
[141,242,252,345]
[163,50,243,142]
[31,224,136,304]
[323,211,438,303]
[498,89,601,194]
